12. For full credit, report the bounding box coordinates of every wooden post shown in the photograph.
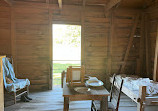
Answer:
[137,13,144,75]
[0,56,5,111]
[153,25,158,81]
[120,14,139,73]
[64,97,69,111]
[101,96,108,111]
[58,0,62,9]
[107,11,114,74]
[137,86,146,111]
[46,0,53,90]
[145,14,151,77]
[81,0,86,66]
[11,7,17,75]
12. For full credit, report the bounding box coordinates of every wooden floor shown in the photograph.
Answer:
[4,85,137,111]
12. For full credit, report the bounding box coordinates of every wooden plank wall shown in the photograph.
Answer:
[0,0,11,56]
[12,2,51,91]
[84,6,108,82]
[0,1,144,90]
[113,9,141,75]
[147,7,158,79]
[0,2,52,91]
[53,5,142,85]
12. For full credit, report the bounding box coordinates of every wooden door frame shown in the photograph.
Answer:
[51,23,82,88]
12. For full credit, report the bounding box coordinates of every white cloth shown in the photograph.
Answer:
[2,57,30,92]
[117,75,158,95]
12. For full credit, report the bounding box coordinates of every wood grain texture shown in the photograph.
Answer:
[3,0,12,6]
[4,86,143,111]
[120,14,140,73]
[0,56,6,111]
[0,1,144,91]
[153,25,158,81]
[147,6,158,81]
[0,5,11,56]
[8,84,158,110]
[11,2,51,91]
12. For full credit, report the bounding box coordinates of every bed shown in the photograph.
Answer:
[110,74,158,111]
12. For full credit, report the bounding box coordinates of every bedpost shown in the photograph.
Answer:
[137,86,146,111]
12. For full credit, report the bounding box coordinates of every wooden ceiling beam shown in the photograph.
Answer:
[4,0,12,6]
[105,0,122,11]
[58,0,62,9]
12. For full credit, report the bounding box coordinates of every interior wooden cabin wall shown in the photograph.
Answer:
[12,2,52,91]
[0,0,11,56]
[146,6,158,80]
[53,6,142,87]
[0,0,154,90]
[0,1,52,91]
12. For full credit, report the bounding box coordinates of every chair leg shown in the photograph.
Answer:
[27,86,29,95]
[14,92,16,104]
[91,100,96,111]
[91,101,93,111]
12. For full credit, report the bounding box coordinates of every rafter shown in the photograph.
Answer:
[105,0,122,11]
[58,0,62,9]
[4,0,12,6]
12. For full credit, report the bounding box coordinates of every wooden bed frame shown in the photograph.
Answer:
[110,75,158,111]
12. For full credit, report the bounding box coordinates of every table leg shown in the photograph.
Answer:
[101,96,108,111]
[64,97,69,111]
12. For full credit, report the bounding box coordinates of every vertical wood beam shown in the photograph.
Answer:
[107,11,114,74]
[58,0,62,9]
[144,14,151,77]
[81,0,86,66]
[120,14,139,73]
[153,25,158,81]
[11,6,17,75]
[46,0,53,89]
[137,13,145,75]
[0,56,5,111]
[137,86,146,111]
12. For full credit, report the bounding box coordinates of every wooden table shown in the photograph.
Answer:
[63,77,110,111]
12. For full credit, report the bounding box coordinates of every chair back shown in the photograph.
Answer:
[67,66,85,86]
[110,74,124,111]
[66,68,70,83]
[2,57,17,89]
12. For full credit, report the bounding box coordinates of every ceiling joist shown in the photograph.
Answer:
[58,0,62,9]
[105,0,122,11]
[4,0,12,6]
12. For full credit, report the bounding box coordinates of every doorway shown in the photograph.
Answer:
[52,24,81,87]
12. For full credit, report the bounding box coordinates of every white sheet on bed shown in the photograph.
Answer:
[117,75,158,96]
